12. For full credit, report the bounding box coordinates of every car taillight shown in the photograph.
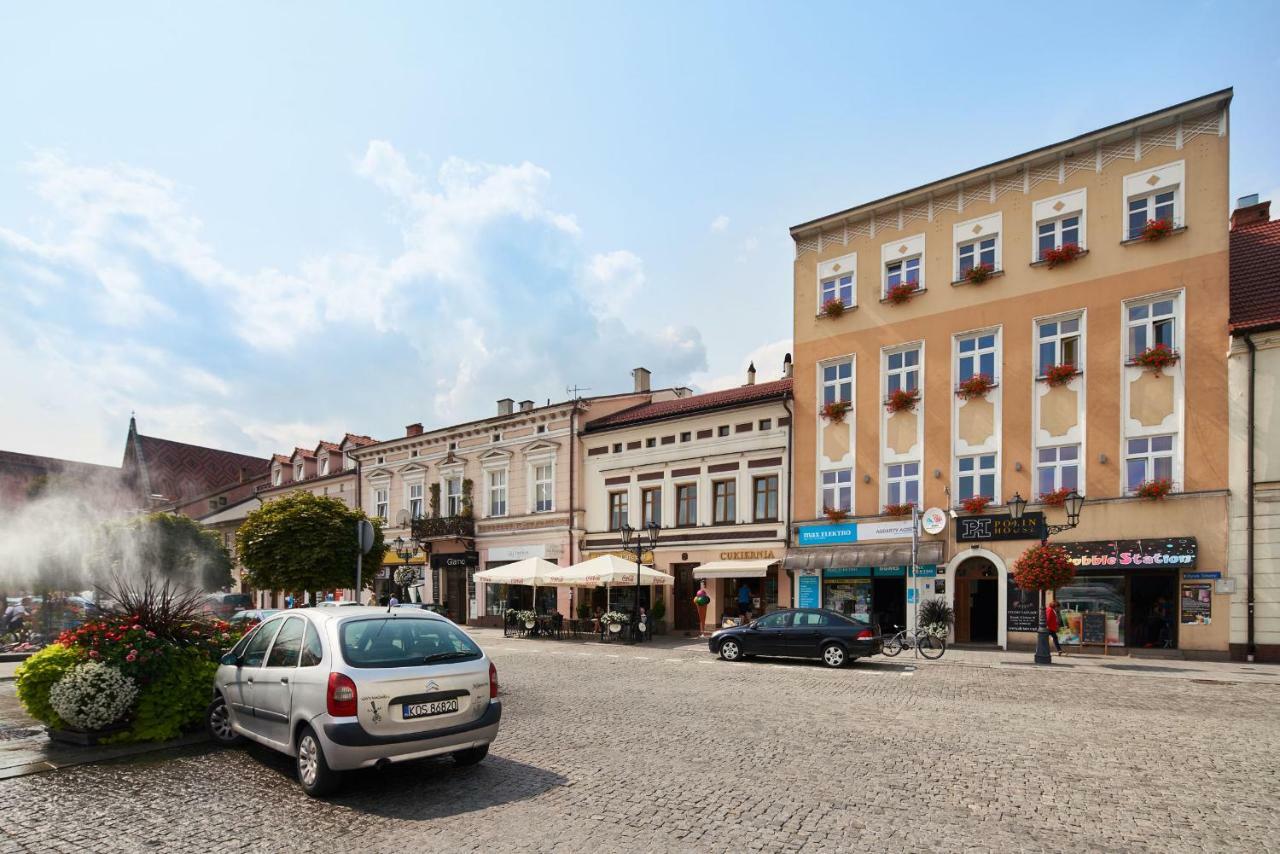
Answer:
[856,629,874,640]
[489,660,498,699]
[327,672,358,717]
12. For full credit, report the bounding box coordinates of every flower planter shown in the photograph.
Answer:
[821,400,851,423]
[1041,487,1071,507]
[823,507,848,524]
[47,722,129,746]
[960,496,991,514]
[964,264,994,284]
[1142,218,1174,242]
[1136,479,1173,501]
[1042,363,1078,388]
[821,298,846,319]
[1041,243,1083,268]
[885,388,920,414]
[956,374,996,401]
[1131,344,1179,376]
[883,503,914,517]
[1012,543,1076,591]
[608,623,622,634]
[885,282,919,305]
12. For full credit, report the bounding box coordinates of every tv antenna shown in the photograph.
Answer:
[566,384,591,401]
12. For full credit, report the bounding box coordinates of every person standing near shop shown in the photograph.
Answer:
[737,581,752,621]
[1046,599,1065,656]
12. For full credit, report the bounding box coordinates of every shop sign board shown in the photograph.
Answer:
[1184,571,1221,580]
[1059,538,1196,569]
[797,571,820,609]
[1180,583,1212,625]
[1080,612,1107,645]
[797,519,916,546]
[487,544,550,562]
[1006,579,1040,633]
[431,551,479,570]
[956,512,1045,542]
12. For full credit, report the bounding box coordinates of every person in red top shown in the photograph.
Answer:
[1046,600,1065,656]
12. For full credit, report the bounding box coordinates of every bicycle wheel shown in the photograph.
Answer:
[881,633,904,657]
[917,633,945,660]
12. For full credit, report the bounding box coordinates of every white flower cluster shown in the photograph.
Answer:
[600,611,630,626]
[393,566,418,587]
[49,662,138,732]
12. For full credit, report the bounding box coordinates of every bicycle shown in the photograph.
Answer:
[880,625,946,660]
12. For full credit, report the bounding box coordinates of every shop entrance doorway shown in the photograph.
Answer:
[872,577,907,633]
[1129,573,1177,649]
[444,569,468,625]
[954,557,999,644]
[672,564,699,632]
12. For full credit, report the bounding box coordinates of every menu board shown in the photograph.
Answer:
[1007,579,1040,632]
[1180,583,1212,626]
[1080,612,1106,645]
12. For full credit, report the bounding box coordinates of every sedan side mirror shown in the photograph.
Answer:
[220,652,240,666]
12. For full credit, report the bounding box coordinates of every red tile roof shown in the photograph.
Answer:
[315,441,342,453]
[272,454,291,464]
[584,378,793,430]
[341,433,376,447]
[291,447,317,460]
[1230,203,1280,333]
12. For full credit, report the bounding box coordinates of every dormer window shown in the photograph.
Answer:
[273,467,282,486]
[294,463,304,481]
[320,457,329,476]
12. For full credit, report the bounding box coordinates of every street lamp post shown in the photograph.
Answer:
[1009,490,1085,665]
[619,520,661,643]
[392,535,418,602]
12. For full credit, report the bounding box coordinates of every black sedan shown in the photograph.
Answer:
[708,608,881,667]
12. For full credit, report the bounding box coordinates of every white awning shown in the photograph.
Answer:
[693,559,776,580]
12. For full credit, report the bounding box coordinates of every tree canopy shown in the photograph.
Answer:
[236,492,386,595]
[96,512,234,591]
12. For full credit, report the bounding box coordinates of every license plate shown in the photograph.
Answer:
[402,698,459,720]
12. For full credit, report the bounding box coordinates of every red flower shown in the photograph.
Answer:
[1131,344,1179,376]
[956,373,996,401]
[1041,487,1071,507]
[1141,218,1174,242]
[1135,479,1173,500]
[821,298,846,319]
[1012,543,1076,591]
[821,400,851,423]
[1042,363,1078,387]
[885,281,918,305]
[1041,243,1083,268]
[885,387,920,414]
[883,502,914,516]
[964,263,994,284]
[960,496,991,514]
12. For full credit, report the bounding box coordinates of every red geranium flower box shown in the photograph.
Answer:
[821,298,846,319]
[885,282,918,304]
[1043,363,1078,387]
[1040,487,1071,507]
[1042,243,1083,268]
[883,502,914,517]
[964,263,994,284]
[1131,344,1179,375]
[820,400,851,423]
[1142,218,1174,242]
[885,387,920,414]
[823,506,849,524]
[1012,543,1076,592]
[1136,479,1173,500]
[956,373,995,401]
[960,496,991,514]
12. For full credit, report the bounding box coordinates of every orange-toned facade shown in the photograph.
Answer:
[789,91,1234,654]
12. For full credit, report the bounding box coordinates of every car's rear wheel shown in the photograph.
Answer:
[718,639,742,662]
[453,744,489,766]
[206,696,243,747]
[296,725,341,798]
[821,643,846,668]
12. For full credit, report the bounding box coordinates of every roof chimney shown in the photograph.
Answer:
[519,400,534,412]
[782,352,793,379]
[1231,194,1271,230]
[406,423,423,437]
[746,362,756,386]
[497,398,514,416]
[632,367,651,393]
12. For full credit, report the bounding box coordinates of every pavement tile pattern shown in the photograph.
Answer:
[0,631,1277,853]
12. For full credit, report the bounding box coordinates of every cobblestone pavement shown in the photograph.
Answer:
[1,631,1277,853]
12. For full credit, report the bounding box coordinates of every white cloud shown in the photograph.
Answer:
[696,338,793,392]
[710,214,730,233]
[580,249,645,317]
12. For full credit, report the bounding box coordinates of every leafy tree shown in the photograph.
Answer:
[236,492,386,596]
[96,512,233,591]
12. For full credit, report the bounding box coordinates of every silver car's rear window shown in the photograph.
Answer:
[339,617,482,668]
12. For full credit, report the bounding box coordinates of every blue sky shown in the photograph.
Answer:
[2,1,1277,465]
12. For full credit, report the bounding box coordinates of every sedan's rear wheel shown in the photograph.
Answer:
[718,639,742,662]
[296,725,341,798]
[453,744,489,766]
[821,643,846,668]
[206,696,243,747]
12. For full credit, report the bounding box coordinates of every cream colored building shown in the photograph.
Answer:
[789,90,1234,654]
[580,364,793,633]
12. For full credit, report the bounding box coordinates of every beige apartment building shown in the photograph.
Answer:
[348,370,683,625]
[789,90,1234,654]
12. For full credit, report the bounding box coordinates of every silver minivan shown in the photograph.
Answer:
[207,607,501,797]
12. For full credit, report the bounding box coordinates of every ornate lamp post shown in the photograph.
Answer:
[619,520,661,643]
[1009,489,1084,665]
[392,535,419,602]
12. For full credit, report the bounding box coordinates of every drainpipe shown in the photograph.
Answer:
[1245,333,1257,662]
[782,394,795,605]
[569,404,578,566]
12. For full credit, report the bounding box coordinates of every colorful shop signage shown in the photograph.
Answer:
[1180,583,1212,626]
[1058,538,1197,569]
[956,512,1045,542]
[797,571,820,608]
[797,518,917,546]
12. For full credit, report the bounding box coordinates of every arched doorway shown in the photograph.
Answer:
[954,556,999,645]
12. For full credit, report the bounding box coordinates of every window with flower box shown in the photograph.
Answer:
[956,454,996,501]
[885,462,920,507]
[885,346,920,395]
[1037,214,1081,259]
[1127,189,1177,240]
[822,359,853,406]
[957,332,998,382]
[1125,436,1174,493]
[1036,445,1079,498]
[1037,315,1082,376]
[1126,296,1177,359]
[822,470,852,513]
[957,236,997,277]
[884,257,920,297]
[821,273,854,308]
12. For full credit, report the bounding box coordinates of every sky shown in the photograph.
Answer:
[1,1,1278,466]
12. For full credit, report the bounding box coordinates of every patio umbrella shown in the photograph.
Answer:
[473,557,560,613]
[544,554,674,586]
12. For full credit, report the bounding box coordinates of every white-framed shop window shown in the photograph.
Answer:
[821,469,852,512]
[1125,435,1175,492]
[885,462,920,507]
[1036,445,1080,498]
[1037,314,1083,376]
[956,454,996,501]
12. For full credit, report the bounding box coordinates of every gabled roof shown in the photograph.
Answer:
[1230,202,1280,333]
[123,419,270,504]
[272,454,291,465]
[315,441,342,454]
[340,433,377,448]
[290,447,316,460]
[584,379,793,431]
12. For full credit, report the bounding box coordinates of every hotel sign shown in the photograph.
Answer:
[956,512,1045,543]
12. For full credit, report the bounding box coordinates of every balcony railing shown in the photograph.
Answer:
[411,514,476,540]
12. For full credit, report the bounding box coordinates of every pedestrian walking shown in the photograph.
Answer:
[1046,600,1065,656]
[737,582,752,621]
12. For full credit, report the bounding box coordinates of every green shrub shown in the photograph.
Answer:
[15,644,82,729]
[103,647,217,744]
[650,598,666,622]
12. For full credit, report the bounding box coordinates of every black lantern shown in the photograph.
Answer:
[1063,490,1085,527]
[1008,492,1027,520]
[619,521,661,642]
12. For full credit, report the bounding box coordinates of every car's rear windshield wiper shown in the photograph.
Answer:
[422,651,477,663]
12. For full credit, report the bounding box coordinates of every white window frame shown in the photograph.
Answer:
[486,469,508,518]
[1036,213,1084,260]
[531,460,554,513]
[273,467,282,486]
[956,453,998,502]
[1035,444,1080,499]
[294,463,304,481]
[1036,312,1084,377]
[1125,187,1179,240]
[884,461,920,508]
[884,344,921,396]
[1124,435,1175,493]
[444,474,464,517]
[407,482,424,519]
[884,256,921,297]
[1125,295,1178,360]
[956,235,998,279]
[320,456,330,476]
[821,469,852,513]
[956,330,999,383]
[375,488,389,521]
[821,358,853,406]
[820,272,855,309]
